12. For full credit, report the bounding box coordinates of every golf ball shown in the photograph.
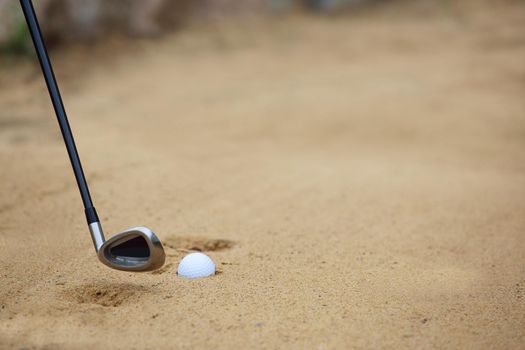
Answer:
[177,252,216,279]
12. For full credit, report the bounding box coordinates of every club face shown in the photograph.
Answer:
[97,227,165,272]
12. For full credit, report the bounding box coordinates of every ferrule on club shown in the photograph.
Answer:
[89,221,105,252]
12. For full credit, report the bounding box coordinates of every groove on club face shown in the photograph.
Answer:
[97,227,165,272]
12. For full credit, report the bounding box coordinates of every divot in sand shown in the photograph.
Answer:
[164,236,235,252]
[63,283,147,307]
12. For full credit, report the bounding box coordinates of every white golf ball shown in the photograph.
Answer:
[177,252,216,279]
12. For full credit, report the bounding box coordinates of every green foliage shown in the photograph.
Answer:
[0,9,32,57]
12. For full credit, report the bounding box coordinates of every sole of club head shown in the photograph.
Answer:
[97,226,165,272]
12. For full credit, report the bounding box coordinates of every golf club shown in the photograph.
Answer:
[20,0,165,272]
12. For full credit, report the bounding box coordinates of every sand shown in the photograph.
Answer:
[1,2,525,349]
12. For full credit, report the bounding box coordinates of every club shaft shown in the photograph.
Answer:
[20,0,98,224]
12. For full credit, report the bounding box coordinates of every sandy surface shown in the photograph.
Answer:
[1,2,525,349]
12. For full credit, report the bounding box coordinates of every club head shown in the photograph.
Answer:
[95,226,165,272]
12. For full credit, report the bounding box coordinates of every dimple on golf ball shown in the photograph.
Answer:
[177,252,216,279]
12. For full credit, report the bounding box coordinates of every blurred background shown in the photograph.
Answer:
[0,0,519,53]
[1,0,399,53]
